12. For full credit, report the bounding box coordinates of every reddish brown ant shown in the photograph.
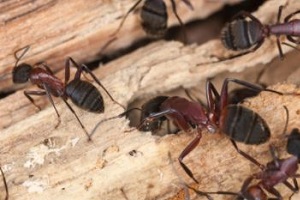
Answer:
[190,144,300,200]
[91,78,282,183]
[221,5,300,59]
[12,46,124,141]
[188,106,300,200]
[111,0,193,39]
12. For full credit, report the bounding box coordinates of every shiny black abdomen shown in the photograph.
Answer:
[141,0,168,38]
[66,80,104,113]
[221,105,270,144]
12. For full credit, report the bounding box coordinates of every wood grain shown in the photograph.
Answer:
[0,0,241,92]
[1,0,300,199]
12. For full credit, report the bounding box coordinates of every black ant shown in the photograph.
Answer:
[111,0,193,39]
[221,5,300,59]
[91,78,282,183]
[12,46,124,141]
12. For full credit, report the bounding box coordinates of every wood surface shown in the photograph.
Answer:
[0,0,241,92]
[0,0,300,200]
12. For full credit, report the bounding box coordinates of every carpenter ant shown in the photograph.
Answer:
[221,5,300,59]
[136,78,282,183]
[190,144,300,200]
[12,46,124,141]
[90,95,169,137]
[0,167,8,200]
[111,0,193,39]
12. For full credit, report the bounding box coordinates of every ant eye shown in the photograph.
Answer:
[12,63,32,83]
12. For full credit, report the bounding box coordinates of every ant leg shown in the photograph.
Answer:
[219,78,282,110]
[89,107,142,139]
[206,81,221,117]
[178,128,202,184]
[110,0,143,37]
[263,186,283,200]
[38,62,54,75]
[61,98,91,141]
[24,90,47,110]
[277,5,285,24]
[287,35,300,44]
[0,167,8,200]
[231,140,265,170]
[284,10,300,23]
[276,37,285,60]
[283,179,299,193]
[43,84,61,128]
[269,145,281,169]
[170,0,187,43]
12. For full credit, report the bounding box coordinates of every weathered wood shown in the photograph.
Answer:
[1,0,300,199]
[0,0,241,92]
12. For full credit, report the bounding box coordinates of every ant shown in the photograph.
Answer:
[221,5,300,59]
[190,144,300,200]
[90,95,170,136]
[188,107,300,200]
[92,78,282,183]
[137,78,283,183]
[12,46,124,141]
[111,0,193,39]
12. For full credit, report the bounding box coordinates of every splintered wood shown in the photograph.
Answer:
[0,0,300,200]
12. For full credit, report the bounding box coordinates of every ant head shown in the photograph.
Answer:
[12,63,32,83]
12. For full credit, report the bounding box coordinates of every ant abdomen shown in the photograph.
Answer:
[140,0,168,38]
[66,79,104,113]
[220,105,270,144]
[221,20,263,51]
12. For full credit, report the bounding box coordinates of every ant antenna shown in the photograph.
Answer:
[14,45,31,67]
[89,107,142,139]
[282,105,289,136]
[167,152,213,200]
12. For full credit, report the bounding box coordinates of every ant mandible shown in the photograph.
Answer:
[12,46,124,141]
[111,0,193,39]
[221,5,300,59]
